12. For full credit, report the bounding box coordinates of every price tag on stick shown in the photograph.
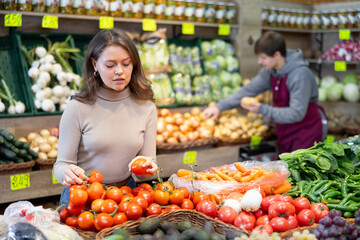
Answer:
[10,173,30,191]
[182,23,195,35]
[4,14,22,27]
[250,136,262,147]
[42,15,58,29]
[183,151,197,164]
[218,24,230,36]
[142,19,157,31]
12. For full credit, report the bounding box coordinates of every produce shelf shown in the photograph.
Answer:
[306,59,360,65]
[262,26,360,34]
[0,10,239,29]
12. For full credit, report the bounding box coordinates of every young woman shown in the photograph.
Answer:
[53,29,158,205]
[204,31,327,153]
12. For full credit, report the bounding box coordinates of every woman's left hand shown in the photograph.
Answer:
[128,156,158,176]
[241,102,261,113]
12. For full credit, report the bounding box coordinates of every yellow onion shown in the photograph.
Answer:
[179,124,190,134]
[191,107,201,115]
[165,116,175,124]
[38,152,48,160]
[47,149,58,159]
[18,137,28,143]
[183,112,191,119]
[39,143,52,153]
[172,131,181,140]
[156,134,165,144]
[27,132,39,142]
[157,120,165,133]
[179,133,188,143]
[172,112,183,119]
[40,129,51,137]
[167,137,178,144]
[165,124,176,133]
[159,108,171,117]
[175,117,184,126]
[162,131,170,140]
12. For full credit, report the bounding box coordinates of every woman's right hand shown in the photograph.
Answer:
[203,106,220,120]
[62,164,88,186]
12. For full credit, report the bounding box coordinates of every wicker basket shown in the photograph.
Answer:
[34,158,56,170]
[328,126,344,135]
[217,132,271,146]
[156,138,218,151]
[343,124,360,136]
[0,160,35,175]
[96,209,249,239]
[73,228,97,240]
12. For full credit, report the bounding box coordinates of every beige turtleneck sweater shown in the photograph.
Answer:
[53,86,157,184]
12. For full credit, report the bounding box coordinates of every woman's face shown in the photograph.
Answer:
[92,45,133,91]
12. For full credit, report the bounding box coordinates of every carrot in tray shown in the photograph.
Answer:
[272,181,292,194]
[212,168,236,181]
[177,169,192,177]
[234,172,243,182]
[234,163,249,173]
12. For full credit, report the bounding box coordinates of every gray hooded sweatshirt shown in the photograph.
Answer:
[216,49,319,124]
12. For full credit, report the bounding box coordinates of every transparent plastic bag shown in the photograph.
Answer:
[4,201,60,225]
[7,222,47,240]
[37,222,84,240]
[171,160,289,195]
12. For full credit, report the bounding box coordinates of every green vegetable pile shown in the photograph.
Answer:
[280,142,359,183]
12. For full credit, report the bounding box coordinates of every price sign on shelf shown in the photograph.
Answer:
[183,151,197,164]
[324,135,335,143]
[4,14,22,27]
[339,29,351,40]
[182,23,195,35]
[99,16,114,29]
[10,173,30,191]
[52,173,59,184]
[250,136,262,147]
[142,19,157,31]
[334,61,346,72]
[42,15,58,29]
[218,24,230,36]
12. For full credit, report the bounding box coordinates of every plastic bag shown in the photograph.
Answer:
[37,222,83,240]
[7,222,47,240]
[4,201,60,225]
[170,160,289,195]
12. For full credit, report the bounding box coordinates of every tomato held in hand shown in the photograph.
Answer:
[77,211,95,230]
[297,209,316,227]
[293,197,311,214]
[130,158,149,175]
[218,206,237,224]
[88,170,103,184]
[310,202,329,223]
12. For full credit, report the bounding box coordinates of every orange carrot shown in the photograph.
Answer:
[272,181,292,194]
[212,168,236,181]
[177,169,191,177]
[234,163,248,173]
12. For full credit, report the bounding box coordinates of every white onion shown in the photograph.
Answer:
[39,72,51,83]
[0,101,5,112]
[31,84,40,93]
[63,86,71,97]
[34,99,41,109]
[41,99,55,112]
[35,90,45,101]
[44,54,55,64]
[35,46,47,58]
[28,67,40,79]
[60,103,67,111]
[7,105,16,114]
[15,101,26,114]
[50,95,60,104]
[222,199,242,214]
[51,63,62,75]
[31,60,40,68]
[56,72,68,82]
[52,85,65,98]
[36,78,47,89]
[66,72,74,83]
[241,189,263,212]
[43,87,52,98]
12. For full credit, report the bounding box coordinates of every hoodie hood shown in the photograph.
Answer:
[271,49,309,77]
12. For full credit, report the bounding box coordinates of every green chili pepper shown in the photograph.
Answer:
[343,211,354,218]
[301,183,312,196]
[340,193,355,205]
[308,194,320,203]
[324,199,341,204]
[341,176,349,198]
[299,181,307,194]
[326,203,360,212]
[314,182,336,196]
[310,180,328,194]
[324,191,342,199]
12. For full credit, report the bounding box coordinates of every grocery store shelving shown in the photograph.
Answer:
[262,26,360,33]
[306,59,360,65]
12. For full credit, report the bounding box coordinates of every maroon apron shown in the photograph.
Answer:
[271,75,323,153]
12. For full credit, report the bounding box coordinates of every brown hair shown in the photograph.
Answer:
[73,29,154,104]
[254,31,286,58]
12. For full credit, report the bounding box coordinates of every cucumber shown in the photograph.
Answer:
[3,139,13,149]
[5,160,14,164]
[25,155,32,161]
[0,135,4,145]
[19,141,30,150]
[15,158,24,163]
[0,146,17,160]
[0,129,15,142]
[0,160,5,165]
[28,149,38,159]
[10,146,19,155]
[14,140,22,148]
[18,149,28,158]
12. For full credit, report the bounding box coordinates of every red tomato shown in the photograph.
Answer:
[269,217,291,232]
[192,192,209,207]
[138,183,153,191]
[288,215,299,229]
[218,206,237,224]
[181,199,194,210]
[178,187,190,199]
[169,190,185,205]
[130,158,148,175]
[153,190,170,206]
[132,196,149,212]
[88,170,103,184]
[125,203,143,220]
[91,199,104,213]
[137,190,154,205]
[59,208,69,223]
[118,200,131,212]
[65,216,78,228]
[162,204,181,212]
[156,181,175,192]
[87,182,106,202]
[94,213,113,231]
[70,189,88,206]
[100,199,118,214]
[77,211,95,230]
[253,224,273,235]
[146,203,162,216]
[66,202,85,216]
[293,197,311,214]
[297,209,316,227]
[310,203,329,223]
[268,202,296,219]
[106,187,123,203]
[279,195,294,205]
[233,211,256,231]
[261,195,282,211]
[121,194,134,203]
[69,184,87,193]
[254,208,266,219]
[119,186,132,195]
[196,200,217,218]
[113,212,127,225]
[256,215,270,226]
[131,187,144,197]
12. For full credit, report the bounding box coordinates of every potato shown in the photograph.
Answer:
[39,143,52,153]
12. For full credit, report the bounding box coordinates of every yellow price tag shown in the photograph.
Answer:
[182,23,195,35]
[52,173,59,184]
[218,24,230,36]
[10,173,30,191]
[4,14,22,27]
[42,15,58,29]
[339,29,351,40]
[324,135,335,143]
[142,19,157,31]
[183,151,197,164]
[334,61,347,72]
[250,136,262,147]
[99,16,114,29]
